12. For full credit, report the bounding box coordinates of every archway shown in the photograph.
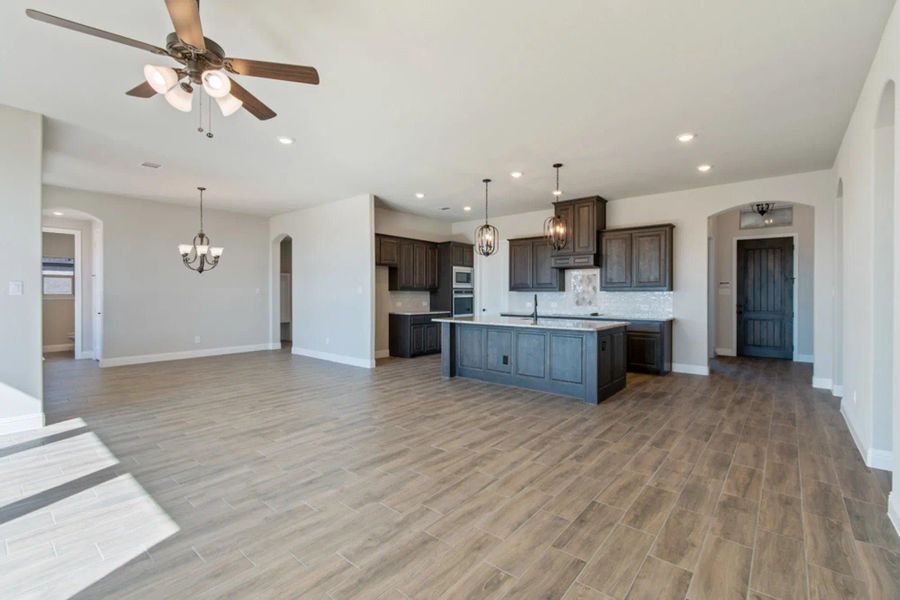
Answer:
[871,80,894,463]
[270,234,293,349]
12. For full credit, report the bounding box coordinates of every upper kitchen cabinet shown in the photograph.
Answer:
[509,237,564,291]
[550,196,607,268]
[447,242,474,267]
[600,224,674,291]
[375,234,400,266]
[378,234,439,291]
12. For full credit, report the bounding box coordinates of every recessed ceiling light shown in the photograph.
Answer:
[52,211,63,216]
[415,193,425,199]
[140,161,161,169]
[677,133,696,143]
[463,206,472,212]
[276,136,294,145]
[510,171,523,178]
[697,164,712,172]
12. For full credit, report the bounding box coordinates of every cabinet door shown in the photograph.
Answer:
[509,240,534,290]
[410,324,426,355]
[601,232,633,289]
[413,243,428,289]
[532,240,561,290]
[632,228,669,289]
[552,203,575,256]
[377,236,399,266]
[426,245,439,289]
[463,245,474,267]
[572,199,598,255]
[451,244,466,266]
[398,241,416,288]
[425,323,440,352]
[612,329,627,380]
[626,331,660,372]
[598,333,613,387]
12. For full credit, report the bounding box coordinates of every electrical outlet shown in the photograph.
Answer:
[194,336,201,344]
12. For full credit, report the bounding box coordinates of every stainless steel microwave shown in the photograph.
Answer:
[452,266,474,289]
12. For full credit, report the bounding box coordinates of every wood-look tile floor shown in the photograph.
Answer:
[9,350,898,598]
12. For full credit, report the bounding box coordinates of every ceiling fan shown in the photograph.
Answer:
[25,0,319,121]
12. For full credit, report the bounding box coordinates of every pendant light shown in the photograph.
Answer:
[178,187,224,273]
[544,163,568,250]
[474,178,499,257]
[754,202,775,226]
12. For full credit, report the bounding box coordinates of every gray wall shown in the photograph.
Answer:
[41,232,76,348]
[0,105,43,432]
[43,185,271,363]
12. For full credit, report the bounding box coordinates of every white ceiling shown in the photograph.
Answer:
[1,0,893,218]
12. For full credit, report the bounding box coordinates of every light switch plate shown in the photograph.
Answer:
[8,281,23,296]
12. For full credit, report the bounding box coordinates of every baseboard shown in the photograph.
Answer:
[793,353,814,363]
[841,403,870,468]
[867,448,894,471]
[266,342,282,350]
[832,384,844,398]
[74,349,94,360]
[292,347,375,369]
[100,343,275,368]
[375,349,390,359]
[812,377,832,391]
[43,343,74,352]
[714,347,736,357]
[672,363,710,376]
[889,492,900,538]
[0,412,45,435]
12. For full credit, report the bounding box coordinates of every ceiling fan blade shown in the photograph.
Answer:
[229,79,276,120]
[125,81,157,98]
[226,58,319,85]
[164,0,206,50]
[25,9,168,56]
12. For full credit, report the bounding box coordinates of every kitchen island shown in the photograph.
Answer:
[434,316,628,404]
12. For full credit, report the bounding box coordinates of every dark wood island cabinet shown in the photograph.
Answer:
[389,312,450,357]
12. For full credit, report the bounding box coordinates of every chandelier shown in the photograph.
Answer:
[474,178,499,257]
[544,163,568,250]
[178,187,223,273]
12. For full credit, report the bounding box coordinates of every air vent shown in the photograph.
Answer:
[440,207,450,211]
[140,161,162,169]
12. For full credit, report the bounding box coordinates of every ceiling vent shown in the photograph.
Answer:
[140,161,162,169]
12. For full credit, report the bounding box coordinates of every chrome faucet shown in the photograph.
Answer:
[531,293,538,324]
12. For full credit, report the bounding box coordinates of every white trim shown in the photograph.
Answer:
[672,363,710,376]
[888,492,900,538]
[0,412,45,435]
[841,403,867,463]
[99,343,275,368]
[793,353,814,363]
[292,346,375,369]
[43,343,74,352]
[715,347,736,357]
[265,342,282,350]
[812,377,832,390]
[832,384,844,398]
[42,226,83,359]
[731,233,799,360]
[867,448,894,471]
[375,349,390,359]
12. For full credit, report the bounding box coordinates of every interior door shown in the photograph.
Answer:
[736,237,793,359]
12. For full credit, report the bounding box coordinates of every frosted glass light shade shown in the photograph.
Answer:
[215,93,243,117]
[202,70,231,98]
[164,85,193,112]
[210,247,224,258]
[178,244,192,255]
[144,64,178,94]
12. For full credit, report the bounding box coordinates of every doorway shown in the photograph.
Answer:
[736,237,794,359]
[41,228,79,359]
[279,236,293,348]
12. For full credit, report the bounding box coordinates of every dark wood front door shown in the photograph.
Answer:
[736,237,794,359]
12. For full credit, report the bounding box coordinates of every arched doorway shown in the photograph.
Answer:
[871,80,894,463]
[271,234,293,349]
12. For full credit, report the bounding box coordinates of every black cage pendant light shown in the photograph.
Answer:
[474,178,499,257]
[544,163,568,250]
[178,187,224,273]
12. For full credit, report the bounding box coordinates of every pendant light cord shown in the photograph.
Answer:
[198,187,205,233]
[483,178,491,225]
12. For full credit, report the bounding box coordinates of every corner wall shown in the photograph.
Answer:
[0,105,43,433]
[271,194,375,368]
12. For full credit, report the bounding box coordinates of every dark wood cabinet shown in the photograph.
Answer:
[430,242,475,311]
[450,242,474,268]
[382,236,439,291]
[624,320,672,374]
[389,313,449,357]
[600,224,674,291]
[509,237,564,291]
[550,196,607,268]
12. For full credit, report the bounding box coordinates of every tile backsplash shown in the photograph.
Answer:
[507,268,673,319]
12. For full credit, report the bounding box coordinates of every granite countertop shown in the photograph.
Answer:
[434,315,629,332]
[389,311,452,316]
[501,312,674,322]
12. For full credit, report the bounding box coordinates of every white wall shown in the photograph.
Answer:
[452,172,834,376]
[43,185,271,365]
[271,194,375,368]
[0,105,43,433]
[831,0,899,524]
[712,205,815,360]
